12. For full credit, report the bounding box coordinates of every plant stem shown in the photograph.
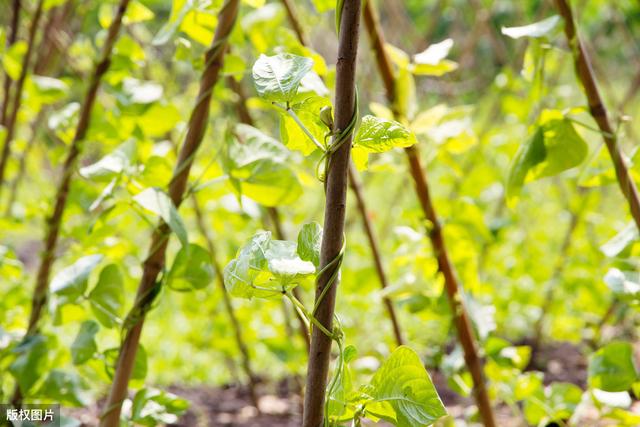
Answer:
[279,0,404,349]
[226,75,311,352]
[554,0,640,232]
[99,2,239,425]
[11,0,131,408]
[0,0,44,201]
[192,195,260,410]
[362,2,497,426]
[348,163,404,346]
[302,1,362,426]
[0,0,21,126]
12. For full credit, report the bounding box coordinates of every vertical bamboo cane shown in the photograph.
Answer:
[554,0,640,232]
[362,2,496,426]
[302,1,362,425]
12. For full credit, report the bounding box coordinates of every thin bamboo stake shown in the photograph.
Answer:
[192,196,260,409]
[10,0,131,407]
[302,1,362,425]
[99,2,239,425]
[1,0,21,126]
[362,2,496,426]
[280,0,404,347]
[554,0,640,232]
[0,0,44,199]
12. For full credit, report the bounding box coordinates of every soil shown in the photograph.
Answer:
[65,341,625,426]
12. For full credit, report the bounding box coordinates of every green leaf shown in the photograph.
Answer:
[413,39,453,65]
[71,320,99,365]
[410,39,458,76]
[353,115,417,153]
[226,124,302,206]
[122,78,163,104]
[600,222,638,258]
[279,96,332,155]
[502,15,561,39]
[9,335,49,395]
[589,342,639,392]
[2,40,27,80]
[366,346,447,426]
[265,240,315,278]
[604,269,640,303]
[328,345,357,420]
[133,188,188,248]
[51,255,104,299]
[167,244,215,291]
[524,382,582,425]
[394,66,416,120]
[79,140,136,180]
[89,264,125,328]
[311,0,334,12]
[252,53,314,102]
[297,222,322,267]
[29,76,69,104]
[131,387,190,426]
[224,231,314,299]
[38,370,89,407]
[508,110,588,197]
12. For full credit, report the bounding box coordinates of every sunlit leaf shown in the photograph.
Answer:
[366,346,447,426]
[353,115,417,153]
[589,342,638,392]
[167,244,215,291]
[508,110,588,197]
[252,53,314,102]
[502,15,561,39]
[51,255,104,299]
[133,188,189,248]
[9,335,49,395]
[71,320,99,365]
[88,264,124,328]
[297,222,322,267]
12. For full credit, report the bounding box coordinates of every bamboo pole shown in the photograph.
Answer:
[0,0,44,199]
[554,0,640,232]
[362,2,496,426]
[99,1,239,425]
[280,0,404,347]
[302,1,362,425]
